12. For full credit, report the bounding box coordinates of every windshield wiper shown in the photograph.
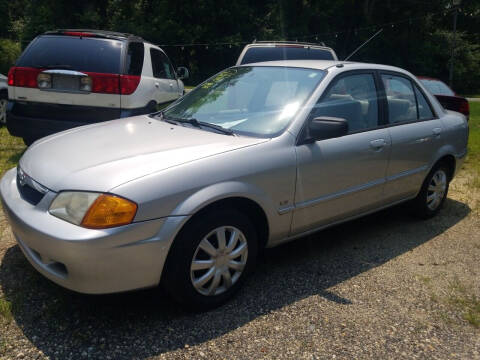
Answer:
[163,115,235,136]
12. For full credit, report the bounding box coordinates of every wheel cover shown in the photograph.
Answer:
[0,98,7,124]
[190,226,248,296]
[427,169,447,211]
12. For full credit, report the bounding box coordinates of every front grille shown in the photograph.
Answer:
[17,181,45,205]
[16,169,47,206]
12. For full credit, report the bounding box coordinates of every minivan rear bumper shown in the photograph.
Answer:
[6,100,153,141]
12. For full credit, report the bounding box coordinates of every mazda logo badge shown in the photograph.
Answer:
[18,168,27,187]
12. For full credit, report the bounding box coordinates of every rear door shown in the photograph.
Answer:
[380,73,444,201]
[12,35,123,109]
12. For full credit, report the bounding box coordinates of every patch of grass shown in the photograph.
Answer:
[0,298,12,322]
[0,336,7,356]
[447,281,480,328]
[0,126,25,177]
[463,102,480,188]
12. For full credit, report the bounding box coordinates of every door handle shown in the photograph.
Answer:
[169,83,173,87]
[432,127,442,137]
[370,139,387,149]
[154,82,159,88]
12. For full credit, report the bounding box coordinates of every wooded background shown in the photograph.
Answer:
[0,0,479,93]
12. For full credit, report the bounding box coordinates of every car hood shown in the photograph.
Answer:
[19,116,268,192]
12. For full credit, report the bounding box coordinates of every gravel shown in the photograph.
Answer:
[0,173,479,360]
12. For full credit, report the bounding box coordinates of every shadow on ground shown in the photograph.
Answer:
[0,198,471,359]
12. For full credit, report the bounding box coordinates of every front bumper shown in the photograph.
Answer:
[0,168,186,294]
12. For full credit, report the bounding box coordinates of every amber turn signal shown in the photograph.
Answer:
[81,194,137,229]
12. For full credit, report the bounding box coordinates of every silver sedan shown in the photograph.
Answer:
[0,60,468,309]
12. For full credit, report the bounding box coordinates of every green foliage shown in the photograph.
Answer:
[0,39,21,74]
[0,0,478,92]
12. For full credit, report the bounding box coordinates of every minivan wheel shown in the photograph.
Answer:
[411,163,450,219]
[163,209,258,310]
[0,91,7,125]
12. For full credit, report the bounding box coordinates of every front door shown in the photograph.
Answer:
[292,72,391,234]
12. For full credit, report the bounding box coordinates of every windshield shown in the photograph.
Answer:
[163,66,325,137]
[420,79,455,96]
[240,47,335,64]
[17,35,123,74]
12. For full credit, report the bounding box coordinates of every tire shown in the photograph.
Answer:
[162,208,258,310]
[411,162,450,219]
[0,90,7,125]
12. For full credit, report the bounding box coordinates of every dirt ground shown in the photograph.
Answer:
[0,170,479,360]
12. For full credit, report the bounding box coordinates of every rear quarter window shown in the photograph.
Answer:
[17,35,124,74]
[125,42,144,75]
[240,47,335,65]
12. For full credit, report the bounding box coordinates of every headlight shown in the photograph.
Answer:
[49,192,137,229]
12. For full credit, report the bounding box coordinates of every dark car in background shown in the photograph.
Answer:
[418,76,469,120]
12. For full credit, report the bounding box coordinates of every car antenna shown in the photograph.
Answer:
[344,28,383,61]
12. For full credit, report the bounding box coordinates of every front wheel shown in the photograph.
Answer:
[162,209,258,310]
[411,163,450,219]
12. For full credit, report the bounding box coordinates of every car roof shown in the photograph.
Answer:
[245,41,334,50]
[237,59,413,75]
[43,29,144,42]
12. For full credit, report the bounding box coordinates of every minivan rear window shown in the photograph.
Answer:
[17,35,123,74]
[240,47,335,64]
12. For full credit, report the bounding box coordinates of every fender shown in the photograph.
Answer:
[169,180,286,240]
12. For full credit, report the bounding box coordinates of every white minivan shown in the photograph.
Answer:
[6,29,189,144]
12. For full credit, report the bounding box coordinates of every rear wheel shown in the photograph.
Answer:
[0,91,7,125]
[163,209,258,310]
[411,163,450,219]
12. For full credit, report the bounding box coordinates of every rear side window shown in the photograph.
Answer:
[125,42,144,76]
[382,74,434,123]
[414,86,434,120]
[150,49,175,79]
[17,35,123,74]
[240,47,335,65]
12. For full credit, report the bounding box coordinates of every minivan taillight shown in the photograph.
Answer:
[87,73,120,94]
[83,73,140,95]
[7,67,15,86]
[120,75,140,95]
[8,67,42,88]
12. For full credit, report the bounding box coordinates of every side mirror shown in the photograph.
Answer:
[177,66,189,80]
[306,116,348,143]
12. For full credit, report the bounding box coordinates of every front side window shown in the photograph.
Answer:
[150,48,175,80]
[312,73,379,132]
[163,66,325,137]
[382,74,434,123]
